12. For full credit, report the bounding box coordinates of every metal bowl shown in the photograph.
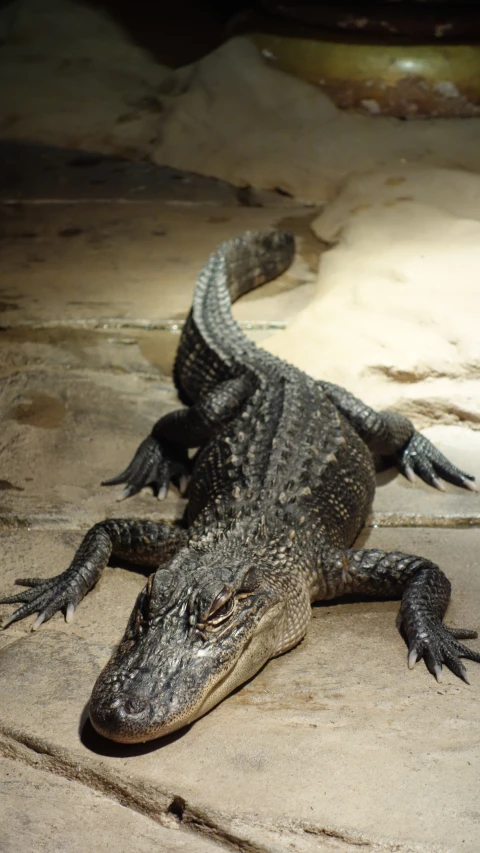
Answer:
[251,34,480,117]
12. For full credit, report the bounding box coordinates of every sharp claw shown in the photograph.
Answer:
[179,475,189,496]
[1,612,19,630]
[433,663,443,683]
[116,486,135,502]
[462,477,478,492]
[157,484,168,501]
[432,477,446,493]
[66,602,76,623]
[404,465,416,483]
[408,648,418,669]
[31,612,46,632]
[454,658,470,684]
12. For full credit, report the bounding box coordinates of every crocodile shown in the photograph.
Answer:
[1,230,480,744]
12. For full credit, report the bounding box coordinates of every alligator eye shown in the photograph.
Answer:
[206,586,235,626]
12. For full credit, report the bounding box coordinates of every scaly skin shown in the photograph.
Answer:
[1,231,479,744]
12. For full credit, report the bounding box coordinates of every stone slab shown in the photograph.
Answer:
[0,360,185,528]
[0,756,224,853]
[1,528,479,852]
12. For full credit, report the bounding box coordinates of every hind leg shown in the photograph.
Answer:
[103,376,254,500]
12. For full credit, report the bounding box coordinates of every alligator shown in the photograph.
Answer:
[1,230,479,744]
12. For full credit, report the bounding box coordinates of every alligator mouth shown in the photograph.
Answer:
[89,657,238,744]
[89,600,284,743]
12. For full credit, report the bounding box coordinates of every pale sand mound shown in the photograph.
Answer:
[264,166,480,427]
[1,3,480,201]
[155,38,480,203]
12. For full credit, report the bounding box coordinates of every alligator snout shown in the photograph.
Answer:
[89,690,159,743]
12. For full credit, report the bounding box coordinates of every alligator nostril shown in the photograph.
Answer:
[122,695,150,716]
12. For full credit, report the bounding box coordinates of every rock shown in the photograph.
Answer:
[264,166,480,427]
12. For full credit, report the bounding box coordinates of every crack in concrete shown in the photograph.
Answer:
[0,727,268,853]
[175,808,269,853]
[302,823,370,847]
[1,513,478,533]
[0,363,164,383]
[0,510,182,531]
[301,822,444,853]
[0,318,288,332]
[0,726,450,853]
[367,513,480,529]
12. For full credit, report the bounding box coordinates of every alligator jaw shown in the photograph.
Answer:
[89,585,285,743]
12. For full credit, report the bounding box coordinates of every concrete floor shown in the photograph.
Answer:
[0,145,479,853]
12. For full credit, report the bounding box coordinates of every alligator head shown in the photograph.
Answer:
[89,547,285,742]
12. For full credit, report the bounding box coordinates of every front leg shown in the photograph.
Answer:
[103,375,253,500]
[317,544,480,682]
[318,380,476,491]
[0,520,187,630]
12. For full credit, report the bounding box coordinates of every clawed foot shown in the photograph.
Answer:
[0,575,81,631]
[102,435,190,501]
[407,622,480,683]
[397,433,477,492]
